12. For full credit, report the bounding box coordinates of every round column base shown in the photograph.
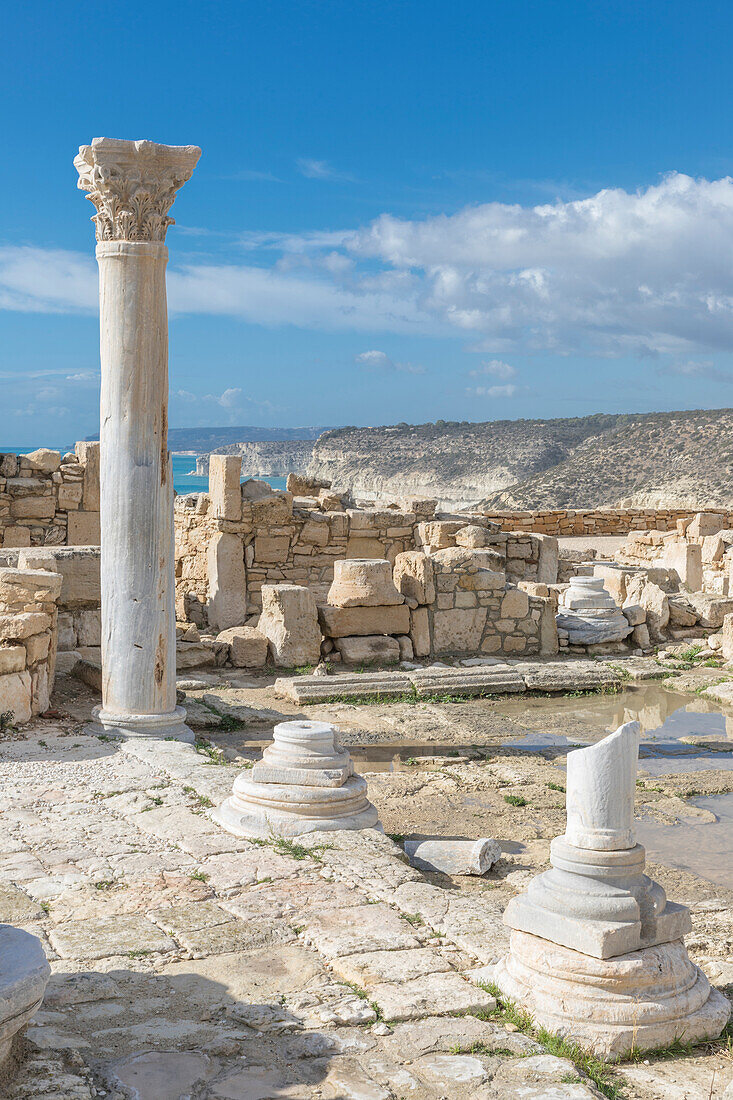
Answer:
[495,929,730,1060]
[0,926,50,1074]
[213,795,381,839]
[86,705,194,743]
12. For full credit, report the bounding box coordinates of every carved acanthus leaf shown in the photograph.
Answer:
[74,138,201,243]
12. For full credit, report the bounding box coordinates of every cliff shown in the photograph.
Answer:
[483,408,733,510]
[308,409,733,510]
[196,439,314,477]
[307,415,622,507]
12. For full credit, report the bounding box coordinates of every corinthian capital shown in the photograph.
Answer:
[74,137,201,243]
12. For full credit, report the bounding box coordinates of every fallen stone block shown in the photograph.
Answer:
[215,625,268,668]
[176,641,217,670]
[318,603,410,638]
[260,584,322,667]
[334,635,400,665]
[404,837,501,876]
[72,654,102,692]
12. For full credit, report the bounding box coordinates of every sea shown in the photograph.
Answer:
[1,446,287,498]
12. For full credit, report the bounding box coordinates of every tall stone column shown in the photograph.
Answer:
[75,137,200,740]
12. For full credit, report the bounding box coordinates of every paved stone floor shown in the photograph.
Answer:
[0,675,730,1099]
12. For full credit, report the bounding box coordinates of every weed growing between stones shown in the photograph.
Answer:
[0,710,15,734]
[478,981,733,1098]
[194,738,230,765]
[694,677,732,695]
[504,794,528,807]
[199,703,245,732]
[182,785,213,808]
[476,982,623,1098]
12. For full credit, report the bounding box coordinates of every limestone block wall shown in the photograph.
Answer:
[0,547,102,652]
[483,508,733,536]
[0,443,100,548]
[0,566,62,723]
[174,458,426,626]
[394,547,556,659]
[173,458,564,634]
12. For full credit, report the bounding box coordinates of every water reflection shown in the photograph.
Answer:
[637,793,733,889]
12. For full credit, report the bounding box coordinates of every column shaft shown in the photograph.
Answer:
[97,241,176,717]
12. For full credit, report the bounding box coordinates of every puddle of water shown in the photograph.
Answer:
[639,754,733,776]
[505,682,733,756]
[349,743,479,773]
[636,793,733,889]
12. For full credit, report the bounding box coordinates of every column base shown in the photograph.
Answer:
[495,929,730,1059]
[0,926,50,1073]
[86,705,195,743]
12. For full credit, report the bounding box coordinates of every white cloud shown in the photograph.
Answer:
[467,384,518,398]
[297,158,353,182]
[0,247,97,313]
[173,387,276,414]
[469,359,518,379]
[350,172,733,356]
[355,350,426,375]
[6,173,733,362]
[656,359,733,383]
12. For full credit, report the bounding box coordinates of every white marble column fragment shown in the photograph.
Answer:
[495,721,730,1056]
[75,138,200,740]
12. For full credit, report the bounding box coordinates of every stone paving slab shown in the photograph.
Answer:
[0,881,46,922]
[147,898,297,957]
[369,971,497,1022]
[199,848,306,893]
[220,875,363,920]
[275,659,623,705]
[303,902,420,957]
[331,946,453,987]
[48,914,177,960]
[522,660,620,692]
[383,1015,542,1057]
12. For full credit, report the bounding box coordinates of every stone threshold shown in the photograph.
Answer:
[274,659,622,704]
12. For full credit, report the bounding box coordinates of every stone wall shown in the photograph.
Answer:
[482,508,733,536]
[0,565,62,723]
[0,546,102,656]
[0,444,100,548]
[395,547,554,659]
[173,457,561,631]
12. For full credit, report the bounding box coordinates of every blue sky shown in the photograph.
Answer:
[3,0,733,442]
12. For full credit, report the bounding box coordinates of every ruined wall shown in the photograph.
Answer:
[395,548,553,659]
[482,508,733,536]
[173,457,561,639]
[0,546,102,653]
[0,565,62,723]
[0,444,100,548]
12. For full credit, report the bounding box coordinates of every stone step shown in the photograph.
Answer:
[409,667,525,697]
[275,661,622,704]
[274,672,414,704]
